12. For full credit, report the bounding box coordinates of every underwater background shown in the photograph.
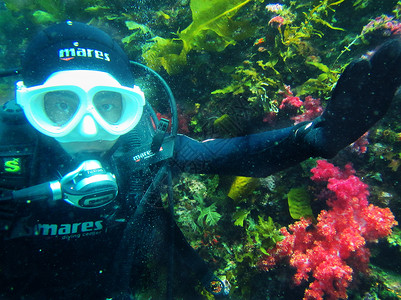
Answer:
[1,0,401,299]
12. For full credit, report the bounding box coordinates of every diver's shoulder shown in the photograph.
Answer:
[0,100,26,126]
[0,100,36,144]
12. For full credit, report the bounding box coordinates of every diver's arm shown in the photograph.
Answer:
[173,127,309,178]
[173,38,401,177]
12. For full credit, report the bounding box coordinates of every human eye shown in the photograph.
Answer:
[56,101,73,113]
[44,91,80,125]
[94,91,122,124]
[99,103,115,112]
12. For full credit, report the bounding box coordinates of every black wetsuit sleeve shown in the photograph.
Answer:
[173,127,313,177]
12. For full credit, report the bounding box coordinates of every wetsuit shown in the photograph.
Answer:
[0,109,306,299]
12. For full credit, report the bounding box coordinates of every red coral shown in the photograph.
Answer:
[269,15,286,28]
[259,160,397,300]
[310,160,354,182]
[263,111,278,124]
[278,84,303,110]
[291,96,324,125]
[361,15,401,37]
[279,95,303,110]
[277,85,323,124]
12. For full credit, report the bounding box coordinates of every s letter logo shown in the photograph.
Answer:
[4,158,21,173]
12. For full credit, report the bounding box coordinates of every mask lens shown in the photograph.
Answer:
[44,91,80,126]
[93,91,123,124]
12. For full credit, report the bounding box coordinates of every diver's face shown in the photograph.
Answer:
[17,70,146,157]
[43,91,123,156]
[58,139,117,155]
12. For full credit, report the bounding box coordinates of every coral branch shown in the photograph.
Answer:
[259,160,397,300]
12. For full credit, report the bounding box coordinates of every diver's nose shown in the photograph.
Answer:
[79,115,98,137]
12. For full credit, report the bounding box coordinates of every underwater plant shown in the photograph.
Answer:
[259,160,397,300]
[142,0,256,74]
[204,0,350,135]
[227,176,260,203]
[287,187,314,220]
[0,1,400,298]
[3,0,116,25]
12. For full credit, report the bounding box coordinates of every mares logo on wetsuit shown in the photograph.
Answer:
[133,147,164,163]
[34,220,103,239]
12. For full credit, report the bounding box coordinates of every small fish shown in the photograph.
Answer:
[254,37,265,46]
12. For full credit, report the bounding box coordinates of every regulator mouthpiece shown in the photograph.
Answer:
[61,160,118,209]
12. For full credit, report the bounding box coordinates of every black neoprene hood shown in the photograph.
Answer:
[21,20,134,87]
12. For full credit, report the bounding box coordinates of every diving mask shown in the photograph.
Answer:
[16,70,145,142]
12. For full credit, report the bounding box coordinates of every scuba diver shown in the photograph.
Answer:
[0,20,401,299]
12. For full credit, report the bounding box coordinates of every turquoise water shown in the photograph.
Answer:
[1,0,401,299]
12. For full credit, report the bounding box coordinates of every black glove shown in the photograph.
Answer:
[300,38,401,158]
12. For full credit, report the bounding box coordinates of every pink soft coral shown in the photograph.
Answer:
[291,96,324,125]
[259,160,397,300]
[278,84,303,110]
[277,85,323,124]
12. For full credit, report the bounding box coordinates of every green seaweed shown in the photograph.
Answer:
[32,10,58,24]
[287,187,314,220]
[142,37,187,75]
[387,227,401,249]
[247,216,283,255]
[353,0,372,10]
[297,60,341,96]
[178,0,255,52]
[233,209,251,227]
[198,203,222,227]
[4,0,114,25]
[227,176,260,203]
[142,0,256,74]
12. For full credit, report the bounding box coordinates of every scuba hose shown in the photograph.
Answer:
[110,162,172,297]
[166,167,175,300]
[0,68,20,78]
[0,160,118,209]
[109,62,178,299]
[129,61,178,136]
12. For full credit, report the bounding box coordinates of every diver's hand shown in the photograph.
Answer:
[301,38,401,158]
[324,38,401,134]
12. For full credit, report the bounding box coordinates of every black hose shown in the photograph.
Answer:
[166,168,175,300]
[110,162,169,297]
[0,69,21,78]
[129,61,178,137]
[110,62,178,299]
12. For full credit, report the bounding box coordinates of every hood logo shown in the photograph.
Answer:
[60,57,74,61]
[59,47,111,62]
